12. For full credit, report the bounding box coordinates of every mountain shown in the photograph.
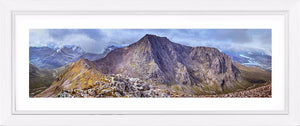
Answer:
[29,45,118,69]
[29,63,72,97]
[35,58,103,97]
[223,48,272,71]
[95,34,241,90]
[102,45,120,56]
[29,47,55,68]
[36,34,271,97]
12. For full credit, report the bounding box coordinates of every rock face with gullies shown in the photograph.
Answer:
[95,34,241,91]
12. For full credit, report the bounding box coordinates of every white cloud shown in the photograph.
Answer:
[29,29,272,54]
[29,29,54,47]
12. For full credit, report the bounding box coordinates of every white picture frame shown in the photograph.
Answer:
[1,0,299,126]
[12,11,288,115]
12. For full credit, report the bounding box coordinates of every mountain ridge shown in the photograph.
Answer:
[29,45,119,69]
[35,34,271,97]
[95,34,241,90]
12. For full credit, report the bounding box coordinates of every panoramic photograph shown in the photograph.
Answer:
[29,29,272,98]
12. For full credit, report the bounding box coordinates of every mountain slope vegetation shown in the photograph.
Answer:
[29,63,73,97]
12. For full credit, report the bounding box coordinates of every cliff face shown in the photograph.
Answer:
[95,34,241,91]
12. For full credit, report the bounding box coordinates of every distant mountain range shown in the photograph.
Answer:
[223,48,271,71]
[30,45,119,69]
[35,34,271,97]
[30,40,271,71]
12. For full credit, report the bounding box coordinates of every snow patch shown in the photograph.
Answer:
[72,46,78,51]
[56,48,62,53]
[239,54,252,60]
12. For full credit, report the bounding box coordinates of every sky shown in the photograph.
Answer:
[29,29,271,54]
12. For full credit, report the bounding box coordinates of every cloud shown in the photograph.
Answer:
[29,29,271,54]
[205,29,252,43]
[29,29,54,47]
[48,29,106,41]
[30,29,109,53]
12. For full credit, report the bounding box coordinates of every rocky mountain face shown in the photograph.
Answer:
[29,45,119,69]
[35,57,160,98]
[36,34,271,97]
[95,34,241,91]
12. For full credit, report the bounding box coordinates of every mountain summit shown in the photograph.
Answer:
[36,34,271,97]
[95,34,241,91]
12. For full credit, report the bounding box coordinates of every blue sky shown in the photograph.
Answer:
[29,29,271,54]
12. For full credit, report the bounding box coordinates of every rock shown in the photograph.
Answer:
[115,92,122,97]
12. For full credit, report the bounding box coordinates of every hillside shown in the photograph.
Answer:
[35,59,104,97]
[29,63,73,97]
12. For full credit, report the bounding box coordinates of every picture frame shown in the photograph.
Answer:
[12,11,287,115]
[1,0,299,126]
